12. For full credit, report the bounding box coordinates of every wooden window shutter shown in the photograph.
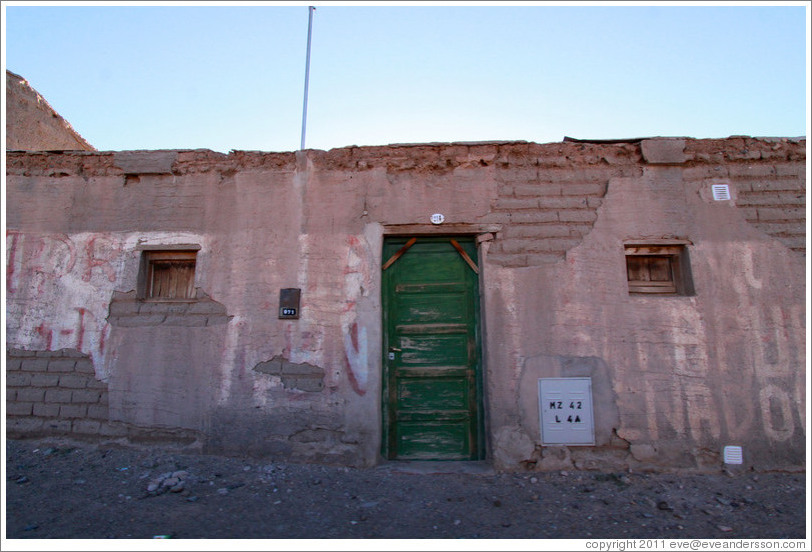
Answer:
[145,251,197,300]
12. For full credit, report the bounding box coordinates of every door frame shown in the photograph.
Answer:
[380,230,493,461]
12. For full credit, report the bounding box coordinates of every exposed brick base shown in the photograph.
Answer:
[5,348,128,439]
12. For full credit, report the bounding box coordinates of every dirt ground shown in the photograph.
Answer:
[4,437,808,545]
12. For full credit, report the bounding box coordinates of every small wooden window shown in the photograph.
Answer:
[625,244,692,296]
[626,255,676,293]
[145,250,196,300]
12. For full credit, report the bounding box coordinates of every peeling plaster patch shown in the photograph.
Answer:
[254,356,325,392]
[341,234,374,395]
[6,231,208,381]
[107,289,230,327]
[217,316,244,405]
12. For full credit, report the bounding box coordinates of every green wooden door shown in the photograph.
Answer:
[382,236,484,460]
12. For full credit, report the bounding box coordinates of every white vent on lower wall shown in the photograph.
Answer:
[723,445,743,464]
[712,184,731,201]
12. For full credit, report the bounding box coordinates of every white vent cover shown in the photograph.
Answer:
[712,184,731,201]
[539,377,595,445]
[723,445,743,464]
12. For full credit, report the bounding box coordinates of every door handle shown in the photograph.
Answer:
[389,347,402,352]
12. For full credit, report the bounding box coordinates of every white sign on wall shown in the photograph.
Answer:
[539,377,595,445]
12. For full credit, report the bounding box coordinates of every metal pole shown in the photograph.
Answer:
[300,6,315,151]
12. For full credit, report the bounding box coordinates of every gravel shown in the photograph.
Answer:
[4,437,807,541]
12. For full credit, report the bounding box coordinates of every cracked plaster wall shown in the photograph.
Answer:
[5,137,806,470]
[484,139,805,471]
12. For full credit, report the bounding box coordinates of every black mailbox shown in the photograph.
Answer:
[279,288,301,319]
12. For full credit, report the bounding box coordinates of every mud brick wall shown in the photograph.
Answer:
[5,137,806,470]
[732,161,806,255]
[107,290,231,327]
[684,136,806,256]
[5,348,124,439]
[484,143,641,267]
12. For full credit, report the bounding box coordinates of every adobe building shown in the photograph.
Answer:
[5,70,95,152]
[5,134,806,473]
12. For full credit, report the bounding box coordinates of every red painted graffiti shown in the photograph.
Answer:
[35,323,53,350]
[6,231,20,293]
[345,357,367,396]
[6,231,78,294]
[83,236,119,282]
[344,321,367,396]
[76,307,86,351]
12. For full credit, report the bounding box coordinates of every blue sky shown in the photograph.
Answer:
[3,1,809,153]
